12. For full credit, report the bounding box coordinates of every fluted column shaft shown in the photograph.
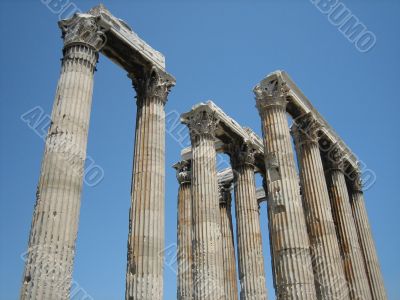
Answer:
[262,177,277,292]
[292,115,349,300]
[183,109,224,299]
[174,161,193,300]
[126,68,175,300]
[349,175,387,300]
[20,41,99,300]
[219,183,239,300]
[229,144,267,300]
[325,162,372,300]
[254,79,317,300]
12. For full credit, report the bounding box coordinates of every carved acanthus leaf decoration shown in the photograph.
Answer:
[254,77,289,111]
[131,67,175,104]
[292,113,322,145]
[59,14,107,51]
[218,183,232,205]
[186,110,219,140]
[174,160,192,184]
[351,172,364,192]
[325,145,348,172]
[227,142,256,168]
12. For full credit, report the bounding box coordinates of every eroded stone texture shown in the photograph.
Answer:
[349,174,387,300]
[261,177,277,293]
[228,143,267,300]
[182,109,225,300]
[126,68,175,300]
[262,70,359,171]
[174,160,193,300]
[324,152,372,300]
[20,14,104,300]
[219,182,239,300]
[292,114,349,300]
[254,77,317,300]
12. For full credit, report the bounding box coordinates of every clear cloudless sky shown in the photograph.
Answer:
[0,0,399,299]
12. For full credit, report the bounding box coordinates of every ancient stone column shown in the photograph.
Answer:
[174,160,193,300]
[228,143,267,300]
[126,68,175,300]
[182,108,224,299]
[292,114,349,300]
[219,181,239,300]
[349,173,387,300]
[20,15,105,300]
[254,77,317,300]
[324,151,372,300]
[261,177,277,292]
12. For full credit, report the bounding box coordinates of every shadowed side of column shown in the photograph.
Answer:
[219,182,239,300]
[324,151,372,300]
[292,114,349,300]
[174,160,193,300]
[349,173,387,300]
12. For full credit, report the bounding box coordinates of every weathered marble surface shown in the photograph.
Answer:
[254,76,317,299]
[21,40,100,300]
[325,155,372,300]
[218,182,239,300]
[182,108,225,300]
[229,143,268,300]
[174,161,193,300]
[349,174,387,300]
[292,114,349,300]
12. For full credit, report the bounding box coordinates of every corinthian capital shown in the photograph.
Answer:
[254,75,289,112]
[292,113,322,145]
[59,14,107,51]
[218,182,232,206]
[324,145,348,173]
[350,171,364,193]
[130,67,175,105]
[182,108,219,141]
[173,160,192,184]
[227,142,256,168]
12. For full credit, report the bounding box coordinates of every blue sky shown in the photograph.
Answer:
[0,0,399,299]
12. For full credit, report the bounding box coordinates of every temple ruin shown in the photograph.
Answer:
[21,4,386,300]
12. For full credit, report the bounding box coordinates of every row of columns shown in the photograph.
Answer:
[20,11,385,300]
[292,115,349,299]
[253,77,386,300]
[176,109,269,300]
[20,14,175,300]
[175,79,386,299]
[175,153,268,300]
